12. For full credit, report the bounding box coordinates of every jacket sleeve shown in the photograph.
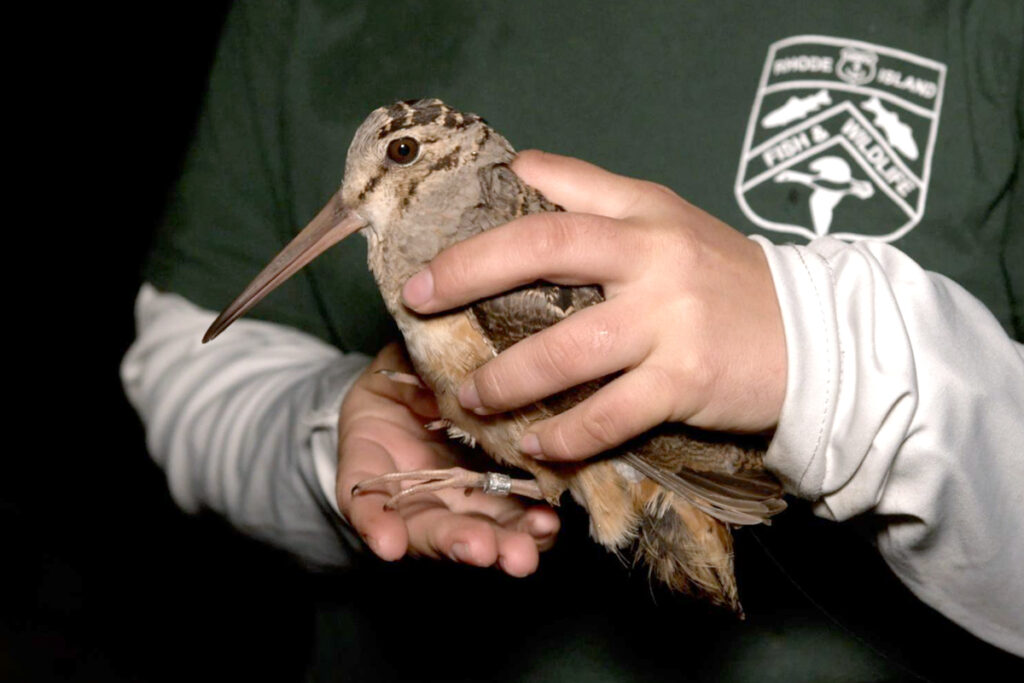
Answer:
[754,235,1024,656]
[121,283,371,567]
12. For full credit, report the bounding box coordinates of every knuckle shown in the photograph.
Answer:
[562,316,620,363]
[580,320,619,358]
[678,231,705,268]
[676,293,713,337]
[579,400,623,452]
[337,431,366,463]
[640,364,682,420]
[536,328,586,382]
[639,179,676,201]
[687,357,717,400]
[619,179,677,218]
[617,182,647,218]
[525,212,585,260]
[433,246,476,297]
[655,223,701,270]
[665,331,715,402]
[544,422,579,460]
[474,362,512,407]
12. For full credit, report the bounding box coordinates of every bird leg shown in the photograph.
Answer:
[352,467,544,510]
[366,370,545,506]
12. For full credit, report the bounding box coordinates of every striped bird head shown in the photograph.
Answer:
[204,99,515,341]
[341,99,514,242]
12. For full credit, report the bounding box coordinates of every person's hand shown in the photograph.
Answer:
[335,342,559,576]
[400,150,787,462]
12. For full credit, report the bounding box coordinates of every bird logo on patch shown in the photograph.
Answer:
[735,35,946,243]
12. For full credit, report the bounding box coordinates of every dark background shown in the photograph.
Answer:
[5,5,1021,681]
[2,4,320,680]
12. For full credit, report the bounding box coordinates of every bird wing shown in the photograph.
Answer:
[623,424,786,525]
[464,162,605,354]
[472,284,603,352]
[464,162,606,415]
[621,453,786,526]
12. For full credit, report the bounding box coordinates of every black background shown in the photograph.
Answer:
[2,5,319,680]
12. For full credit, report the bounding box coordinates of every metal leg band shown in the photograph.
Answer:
[481,472,512,496]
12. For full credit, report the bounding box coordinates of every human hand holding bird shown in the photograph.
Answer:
[205,100,787,611]
[335,341,560,577]
[407,149,789,459]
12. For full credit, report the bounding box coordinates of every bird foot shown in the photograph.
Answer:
[375,369,426,388]
[352,467,544,510]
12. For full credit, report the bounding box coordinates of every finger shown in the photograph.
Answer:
[512,149,676,219]
[493,527,541,578]
[404,504,500,567]
[406,484,556,571]
[403,211,640,313]
[336,435,409,561]
[517,506,560,551]
[458,298,652,413]
[521,365,676,461]
[404,505,540,577]
[445,489,560,550]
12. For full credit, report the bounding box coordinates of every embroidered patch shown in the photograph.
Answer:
[735,35,946,242]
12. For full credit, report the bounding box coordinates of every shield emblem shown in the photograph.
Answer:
[735,36,947,242]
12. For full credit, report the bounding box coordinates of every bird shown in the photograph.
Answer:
[204,98,786,612]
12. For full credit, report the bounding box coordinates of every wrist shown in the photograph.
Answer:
[750,236,838,498]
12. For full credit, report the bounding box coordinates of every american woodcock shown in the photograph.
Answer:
[204,99,786,612]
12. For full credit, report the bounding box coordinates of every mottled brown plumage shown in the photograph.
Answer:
[205,99,786,611]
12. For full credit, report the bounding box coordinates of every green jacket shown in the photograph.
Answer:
[148,1,1022,350]
[134,2,1024,679]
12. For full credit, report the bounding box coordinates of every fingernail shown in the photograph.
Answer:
[450,542,473,563]
[458,380,482,411]
[403,269,434,308]
[520,433,543,457]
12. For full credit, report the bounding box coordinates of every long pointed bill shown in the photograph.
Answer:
[203,194,367,342]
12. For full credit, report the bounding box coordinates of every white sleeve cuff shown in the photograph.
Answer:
[305,367,364,518]
[751,235,1024,655]
[122,283,372,566]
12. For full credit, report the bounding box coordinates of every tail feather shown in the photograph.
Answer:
[633,482,742,614]
[569,461,746,614]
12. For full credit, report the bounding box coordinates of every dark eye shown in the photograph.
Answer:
[386,136,420,165]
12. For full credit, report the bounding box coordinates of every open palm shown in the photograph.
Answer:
[335,342,559,577]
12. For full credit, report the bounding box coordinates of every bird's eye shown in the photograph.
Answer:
[386,137,420,165]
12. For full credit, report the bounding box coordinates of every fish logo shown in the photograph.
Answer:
[735,36,946,242]
[761,90,832,129]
